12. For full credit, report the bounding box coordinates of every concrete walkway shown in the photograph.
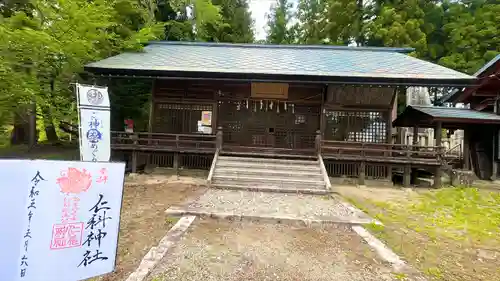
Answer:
[147,219,425,281]
[166,189,377,226]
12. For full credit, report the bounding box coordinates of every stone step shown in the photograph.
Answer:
[214,167,323,179]
[212,183,331,195]
[213,179,326,190]
[217,156,318,166]
[213,175,326,187]
[214,174,324,183]
[216,161,320,171]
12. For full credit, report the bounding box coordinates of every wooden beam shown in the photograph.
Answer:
[434,121,443,188]
[492,100,498,180]
[463,128,470,170]
[131,150,137,173]
[386,108,394,181]
[411,126,419,184]
[403,164,411,187]
[358,143,366,186]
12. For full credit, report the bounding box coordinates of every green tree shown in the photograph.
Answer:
[207,0,254,43]
[438,1,500,74]
[0,0,164,143]
[324,0,363,45]
[296,0,328,44]
[266,0,295,44]
[293,0,365,45]
[364,0,435,57]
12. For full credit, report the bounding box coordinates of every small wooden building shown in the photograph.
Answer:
[85,41,475,186]
[437,55,500,180]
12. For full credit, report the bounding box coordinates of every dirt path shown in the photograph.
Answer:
[91,177,207,281]
[148,219,419,281]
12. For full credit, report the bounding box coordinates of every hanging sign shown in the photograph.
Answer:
[201,111,212,126]
[77,85,110,108]
[0,159,125,281]
[79,109,111,162]
[251,83,289,99]
[76,84,111,162]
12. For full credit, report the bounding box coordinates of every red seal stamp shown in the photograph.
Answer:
[50,222,84,250]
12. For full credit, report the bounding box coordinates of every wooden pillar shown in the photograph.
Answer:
[131,133,138,173]
[173,134,180,174]
[403,164,411,187]
[412,126,419,146]
[315,130,322,154]
[403,145,411,187]
[386,109,393,181]
[147,80,155,165]
[148,80,155,133]
[358,143,365,186]
[173,152,179,171]
[131,151,137,173]
[463,128,470,170]
[492,100,498,180]
[434,121,443,188]
[492,131,497,181]
[320,86,327,137]
[216,126,223,149]
[411,126,419,184]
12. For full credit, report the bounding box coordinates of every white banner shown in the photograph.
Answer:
[0,160,125,281]
[79,108,111,162]
[77,84,110,108]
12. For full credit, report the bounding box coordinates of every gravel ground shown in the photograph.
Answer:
[147,219,404,281]
[174,189,373,223]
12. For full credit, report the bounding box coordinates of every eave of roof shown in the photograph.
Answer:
[437,54,500,104]
[85,41,476,87]
[474,54,500,77]
[393,105,500,128]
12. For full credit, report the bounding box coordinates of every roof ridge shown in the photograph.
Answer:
[147,41,414,53]
[473,54,500,77]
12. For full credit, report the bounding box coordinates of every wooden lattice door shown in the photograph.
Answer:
[218,99,320,149]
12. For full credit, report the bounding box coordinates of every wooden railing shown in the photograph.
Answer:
[444,143,462,159]
[111,130,446,165]
[395,129,463,158]
[111,131,218,153]
[320,140,444,165]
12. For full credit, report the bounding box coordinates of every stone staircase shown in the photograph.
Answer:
[208,155,331,195]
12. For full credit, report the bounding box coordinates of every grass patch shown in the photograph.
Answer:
[0,143,78,160]
[166,216,179,225]
[340,186,500,281]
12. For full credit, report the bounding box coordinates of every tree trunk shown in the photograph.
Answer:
[10,107,29,145]
[28,100,37,147]
[42,105,59,143]
[43,79,59,143]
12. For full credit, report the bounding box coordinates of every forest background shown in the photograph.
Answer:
[0,0,498,145]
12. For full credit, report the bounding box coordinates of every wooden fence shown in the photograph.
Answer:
[112,130,448,187]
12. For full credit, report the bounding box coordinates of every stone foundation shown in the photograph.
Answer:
[329,177,394,187]
[450,169,475,187]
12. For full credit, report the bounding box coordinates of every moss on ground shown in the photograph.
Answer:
[344,187,500,281]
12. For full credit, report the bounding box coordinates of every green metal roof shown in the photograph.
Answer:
[393,105,500,128]
[411,105,500,121]
[85,41,475,86]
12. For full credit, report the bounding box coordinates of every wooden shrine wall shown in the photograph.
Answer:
[323,85,396,143]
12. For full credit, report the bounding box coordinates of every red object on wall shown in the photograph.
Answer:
[124,119,134,129]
